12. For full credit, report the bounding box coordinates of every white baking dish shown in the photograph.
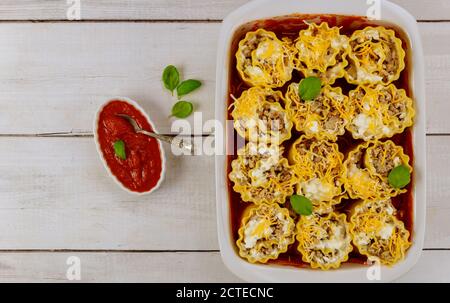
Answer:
[215,0,426,282]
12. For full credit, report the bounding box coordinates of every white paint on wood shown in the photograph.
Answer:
[0,0,447,21]
[0,23,217,135]
[0,250,448,282]
[0,137,217,250]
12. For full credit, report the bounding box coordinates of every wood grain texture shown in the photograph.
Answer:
[0,136,446,249]
[0,23,216,135]
[0,250,448,282]
[0,137,217,250]
[0,0,448,21]
[0,0,447,283]
[0,22,449,134]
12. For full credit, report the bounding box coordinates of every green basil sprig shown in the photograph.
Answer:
[290,194,313,216]
[162,65,180,94]
[388,165,411,189]
[171,101,193,118]
[162,65,202,119]
[113,140,126,160]
[177,79,202,97]
[299,76,322,101]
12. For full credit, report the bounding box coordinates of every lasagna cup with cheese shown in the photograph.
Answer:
[346,84,415,141]
[296,212,353,270]
[232,87,293,144]
[237,203,296,263]
[345,26,405,85]
[349,199,411,266]
[229,142,296,204]
[295,22,350,84]
[236,29,297,88]
[229,142,283,196]
[343,140,412,200]
[288,135,346,209]
[285,83,349,141]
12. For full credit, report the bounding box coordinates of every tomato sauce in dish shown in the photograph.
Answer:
[96,100,164,193]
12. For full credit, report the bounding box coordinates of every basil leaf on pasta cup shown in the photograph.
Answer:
[285,83,349,142]
[343,140,412,200]
[288,135,346,209]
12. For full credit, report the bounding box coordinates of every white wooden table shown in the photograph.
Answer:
[0,0,449,282]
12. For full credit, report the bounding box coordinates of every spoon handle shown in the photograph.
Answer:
[137,130,194,154]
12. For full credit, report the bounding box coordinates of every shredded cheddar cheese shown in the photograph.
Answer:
[285,83,349,141]
[236,29,296,88]
[343,140,412,200]
[346,84,415,141]
[295,22,350,84]
[229,142,297,205]
[296,212,353,270]
[288,135,346,210]
[237,203,295,263]
[231,87,292,144]
[345,26,405,85]
[349,199,411,266]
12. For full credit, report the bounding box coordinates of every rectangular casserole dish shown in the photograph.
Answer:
[215,0,426,282]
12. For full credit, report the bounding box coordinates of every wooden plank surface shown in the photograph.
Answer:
[0,0,448,21]
[0,23,216,135]
[0,22,449,134]
[0,136,446,249]
[0,250,448,282]
[0,0,447,283]
[0,137,217,250]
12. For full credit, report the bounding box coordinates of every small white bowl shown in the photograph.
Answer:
[215,0,426,282]
[93,96,166,195]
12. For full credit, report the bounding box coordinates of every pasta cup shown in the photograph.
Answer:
[345,26,405,85]
[364,140,412,182]
[237,203,296,263]
[288,135,346,208]
[229,142,296,204]
[231,87,293,144]
[285,83,349,141]
[229,141,283,191]
[296,212,353,270]
[343,140,412,200]
[295,22,350,84]
[349,199,411,266]
[236,29,297,88]
[346,84,415,141]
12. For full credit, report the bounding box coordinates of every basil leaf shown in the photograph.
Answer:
[388,165,411,189]
[290,195,313,216]
[177,79,201,97]
[298,76,322,101]
[113,140,126,160]
[171,101,193,118]
[162,65,180,93]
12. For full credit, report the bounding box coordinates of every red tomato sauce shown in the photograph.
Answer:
[97,100,163,193]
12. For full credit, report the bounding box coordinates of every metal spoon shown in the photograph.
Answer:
[116,114,194,154]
